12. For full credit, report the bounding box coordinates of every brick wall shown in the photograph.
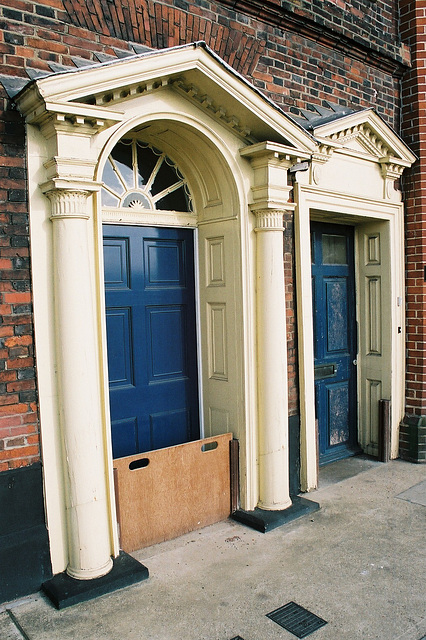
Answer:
[0,0,404,459]
[399,0,426,461]
[0,102,39,471]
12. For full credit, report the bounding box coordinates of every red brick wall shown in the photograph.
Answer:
[400,0,426,418]
[0,104,39,471]
[0,0,404,453]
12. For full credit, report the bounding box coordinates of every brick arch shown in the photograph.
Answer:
[62,0,265,76]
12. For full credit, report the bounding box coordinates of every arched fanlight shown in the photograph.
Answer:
[101,138,193,212]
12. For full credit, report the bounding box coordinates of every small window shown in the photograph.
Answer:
[101,139,193,212]
[322,234,347,264]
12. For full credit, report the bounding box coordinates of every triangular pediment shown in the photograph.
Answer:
[313,109,416,166]
[14,42,316,155]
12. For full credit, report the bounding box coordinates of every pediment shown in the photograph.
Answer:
[313,109,416,166]
[14,42,315,155]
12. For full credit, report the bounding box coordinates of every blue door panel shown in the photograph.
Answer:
[327,383,350,446]
[312,222,358,464]
[104,225,199,459]
[103,238,130,289]
[144,239,186,288]
[106,309,134,388]
[111,417,138,458]
[325,279,349,353]
[150,409,190,450]
[148,306,186,380]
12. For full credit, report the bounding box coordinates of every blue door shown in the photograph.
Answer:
[103,225,199,459]
[311,222,359,464]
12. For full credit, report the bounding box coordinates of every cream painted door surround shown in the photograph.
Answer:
[293,109,415,491]
[16,43,318,579]
[14,43,414,581]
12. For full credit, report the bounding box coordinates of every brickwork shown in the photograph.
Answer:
[399,0,426,461]
[0,2,403,123]
[0,101,39,471]
[0,0,405,465]
[283,212,298,415]
[220,0,402,69]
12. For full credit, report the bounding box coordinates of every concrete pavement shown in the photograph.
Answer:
[1,457,425,640]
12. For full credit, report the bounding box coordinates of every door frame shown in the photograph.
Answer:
[294,182,406,491]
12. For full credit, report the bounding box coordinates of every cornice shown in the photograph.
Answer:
[172,78,254,141]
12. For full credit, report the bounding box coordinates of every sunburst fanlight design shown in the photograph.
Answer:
[101,139,193,212]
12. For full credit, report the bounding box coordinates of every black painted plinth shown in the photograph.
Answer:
[231,496,320,533]
[41,551,149,609]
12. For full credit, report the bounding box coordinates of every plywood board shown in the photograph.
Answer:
[113,433,232,552]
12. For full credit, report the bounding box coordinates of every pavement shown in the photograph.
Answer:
[1,456,425,640]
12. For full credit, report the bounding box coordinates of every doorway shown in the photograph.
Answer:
[103,225,200,459]
[311,222,359,465]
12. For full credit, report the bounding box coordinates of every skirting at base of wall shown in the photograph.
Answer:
[42,552,149,609]
[0,463,52,605]
[399,416,426,463]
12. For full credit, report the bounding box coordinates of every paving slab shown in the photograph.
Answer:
[396,479,426,507]
[0,612,24,640]
[5,458,426,640]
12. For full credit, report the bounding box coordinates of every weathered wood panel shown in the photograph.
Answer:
[113,434,232,552]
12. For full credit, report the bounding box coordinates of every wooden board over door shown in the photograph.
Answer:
[113,433,232,552]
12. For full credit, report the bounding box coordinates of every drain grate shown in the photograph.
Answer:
[230,637,245,640]
[266,601,327,638]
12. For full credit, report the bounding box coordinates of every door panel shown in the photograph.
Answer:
[311,222,358,464]
[357,221,391,455]
[104,225,199,459]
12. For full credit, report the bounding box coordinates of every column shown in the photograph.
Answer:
[47,188,113,580]
[255,208,292,510]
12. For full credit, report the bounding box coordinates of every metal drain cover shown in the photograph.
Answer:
[230,637,245,640]
[266,601,327,638]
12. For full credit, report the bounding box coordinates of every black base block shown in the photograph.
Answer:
[42,551,149,609]
[231,496,320,533]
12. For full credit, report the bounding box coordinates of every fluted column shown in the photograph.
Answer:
[46,188,113,580]
[255,208,292,510]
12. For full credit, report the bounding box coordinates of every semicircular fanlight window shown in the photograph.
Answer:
[101,139,193,212]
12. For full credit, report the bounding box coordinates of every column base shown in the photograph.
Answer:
[66,556,113,580]
[41,551,149,609]
[231,495,320,533]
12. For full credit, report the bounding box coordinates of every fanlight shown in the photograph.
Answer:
[101,138,193,212]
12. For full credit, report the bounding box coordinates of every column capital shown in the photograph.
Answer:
[43,187,92,221]
[253,208,285,231]
[253,205,295,231]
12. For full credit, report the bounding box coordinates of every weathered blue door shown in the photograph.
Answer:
[311,222,359,464]
[103,225,199,459]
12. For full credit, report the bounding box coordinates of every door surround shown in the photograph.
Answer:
[15,46,414,578]
[295,172,405,491]
[18,45,316,577]
[293,110,415,491]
